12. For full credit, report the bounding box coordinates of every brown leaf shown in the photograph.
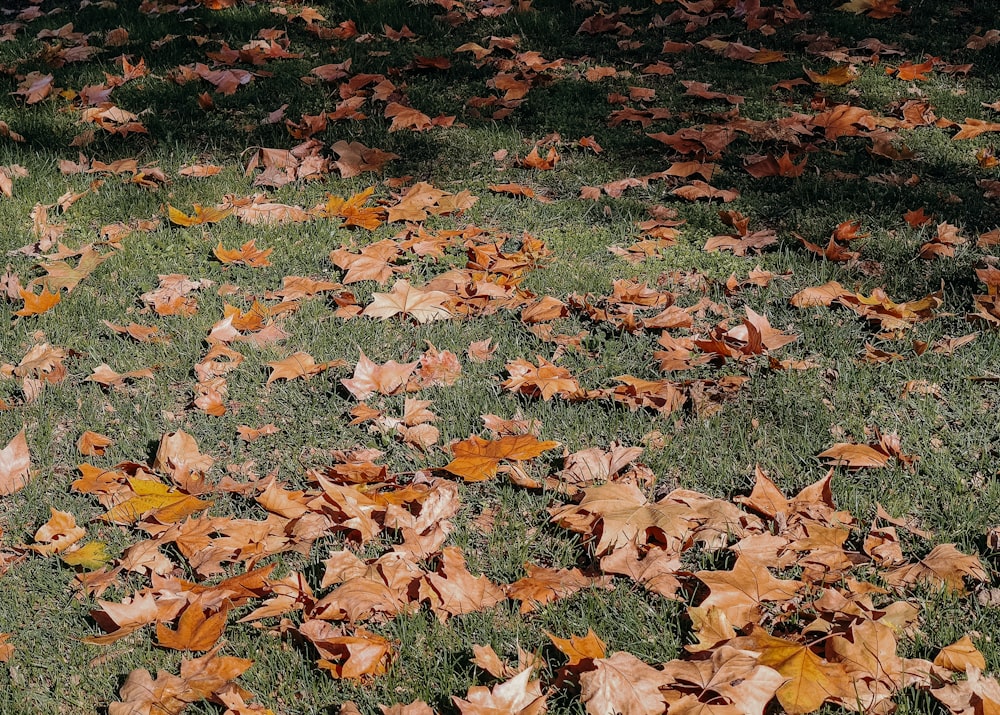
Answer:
[547,629,606,666]
[0,429,31,496]
[507,564,611,613]
[453,668,547,715]
[738,625,851,714]
[934,634,986,672]
[78,430,113,456]
[267,352,339,385]
[419,547,506,621]
[363,280,453,323]
[696,555,803,628]
[818,443,891,469]
[671,181,740,202]
[444,434,559,482]
[30,507,86,555]
[213,239,273,267]
[341,352,418,400]
[790,281,849,308]
[503,357,581,400]
[886,543,988,594]
[579,652,666,715]
[156,600,229,652]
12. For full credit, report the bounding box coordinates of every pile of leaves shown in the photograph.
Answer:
[2,0,1000,712]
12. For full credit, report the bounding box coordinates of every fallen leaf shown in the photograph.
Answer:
[0,430,31,496]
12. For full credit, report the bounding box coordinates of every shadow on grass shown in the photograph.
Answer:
[1,0,998,304]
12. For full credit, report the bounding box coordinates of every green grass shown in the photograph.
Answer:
[1,0,1000,712]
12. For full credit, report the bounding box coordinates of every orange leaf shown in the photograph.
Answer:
[167,203,232,226]
[547,629,606,666]
[444,434,559,482]
[520,146,559,170]
[804,65,859,86]
[156,600,229,652]
[213,239,272,267]
[15,286,61,316]
[77,430,113,456]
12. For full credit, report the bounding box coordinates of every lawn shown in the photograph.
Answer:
[1,0,1000,713]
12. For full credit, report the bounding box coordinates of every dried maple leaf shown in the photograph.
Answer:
[101,478,213,524]
[934,635,986,672]
[467,339,497,362]
[156,599,229,652]
[931,667,1000,715]
[267,352,342,385]
[444,434,559,482]
[705,213,778,256]
[507,563,611,613]
[86,364,156,388]
[521,146,559,170]
[78,430,113,456]
[341,352,418,400]
[414,343,462,387]
[503,357,581,400]
[453,668,547,715]
[811,104,876,140]
[61,541,109,570]
[154,431,215,493]
[419,547,506,621]
[15,285,61,316]
[363,280,453,323]
[744,151,807,178]
[322,187,386,230]
[953,118,1000,140]
[387,182,476,222]
[381,702,435,715]
[579,652,666,715]
[301,621,393,680]
[790,281,849,308]
[213,239,273,267]
[30,507,85,555]
[109,646,254,715]
[805,65,859,86]
[331,140,399,177]
[141,274,211,317]
[167,204,232,226]
[103,321,165,343]
[696,555,803,628]
[886,543,987,594]
[237,424,279,442]
[489,183,553,203]
[0,429,31,495]
[671,181,740,202]
[550,482,695,556]
[14,72,55,104]
[737,625,851,714]
[548,629,607,667]
[177,164,223,178]
[330,239,405,284]
[819,430,916,469]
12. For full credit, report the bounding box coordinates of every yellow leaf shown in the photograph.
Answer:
[61,541,110,570]
[102,478,212,524]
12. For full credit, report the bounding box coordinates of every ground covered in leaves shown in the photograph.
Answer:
[2,0,1000,713]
